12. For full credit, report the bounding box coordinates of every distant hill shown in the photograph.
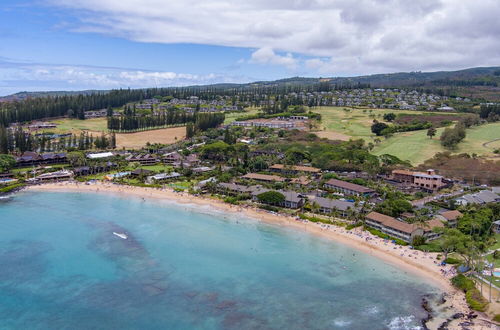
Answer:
[2,66,500,101]
[0,90,108,102]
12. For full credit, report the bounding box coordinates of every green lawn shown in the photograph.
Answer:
[372,128,446,164]
[314,106,422,138]
[485,254,500,268]
[45,118,108,134]
[224,107,261,124]
[312,107,500,165]
[490,234,500,251]
[456,122,500,155]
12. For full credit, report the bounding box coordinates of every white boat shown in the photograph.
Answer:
[113,232,128,240]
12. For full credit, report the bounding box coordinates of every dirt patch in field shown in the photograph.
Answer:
[115,127,186,149]
[314,130,351,141]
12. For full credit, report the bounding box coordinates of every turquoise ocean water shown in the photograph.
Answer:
[0,191,440,329]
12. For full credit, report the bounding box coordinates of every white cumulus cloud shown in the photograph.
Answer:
[46,0,500,75]
[250,48,298,69]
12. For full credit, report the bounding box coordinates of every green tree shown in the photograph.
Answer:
[257,191,285,205]
[383,113,396,122]
[371,122,389,136]
[0,154,16,172]
[427,127,437,139]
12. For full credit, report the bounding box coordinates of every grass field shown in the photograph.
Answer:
[371,128,446,164]
[224,107,261,124]
[312,107,500,165]
[47,118,108,133]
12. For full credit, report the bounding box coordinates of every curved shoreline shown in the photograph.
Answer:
[24,182,475,326]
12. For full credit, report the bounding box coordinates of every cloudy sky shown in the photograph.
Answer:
[1,0,499,95]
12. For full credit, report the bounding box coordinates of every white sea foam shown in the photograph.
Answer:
[387,315,421,330]
[332,318,352,327]
[366,305,379,315]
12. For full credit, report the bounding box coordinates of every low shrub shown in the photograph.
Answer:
[451,274,475,292]
[259,205,280,212]
[493,314,500,322]
[345,223,362,230]
[444,257,461,264]
[223,196,239,205]
[299,213,331,224]
[451,274,489,312]
[0,183,25,194]
[363,226,408,246]
[465,289,488,312]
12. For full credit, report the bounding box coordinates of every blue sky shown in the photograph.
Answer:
[1,0,499,96]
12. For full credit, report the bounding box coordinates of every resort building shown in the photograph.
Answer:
[163,152,182,164]
[35,170,74,182]
[217,183,260,195]
[310,197,356,216]
[229,119,297,130]
[73,162,117,176]
[241,173,285,183]
[391,169,450,191]
[365,212,424,243]
[251,189,305,209]
[87,152,114,159]
[290,176,312,186]
[130,169,153,177]
[269,164,321,176]
[27,122,57,130]
[324,178,375,197]
[147,172,181,183]
[126,154,159,165]
[15,152,67,167]
[423,218,445,241]
[455,190,500,205]
[436,210,463,227]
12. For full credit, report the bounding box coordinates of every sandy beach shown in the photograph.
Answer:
[24,181,496,328]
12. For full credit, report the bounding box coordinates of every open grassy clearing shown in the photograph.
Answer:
[313,107,500,165]
[223,107,261,124]
[45,118,109,133]
[372,123,500,165]
[372,128,446,164]
[456,122,500,155]
[313,106,427,139]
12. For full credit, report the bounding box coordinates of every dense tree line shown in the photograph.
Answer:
[479,104,500,121]
[108,109,224,132]
[0,80,372,127]
[0,125,115,153]
[107,109,194,132]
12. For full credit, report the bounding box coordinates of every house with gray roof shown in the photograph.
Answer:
[309,197,356,216]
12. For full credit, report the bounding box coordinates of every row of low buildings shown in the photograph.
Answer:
[15,152,67,167]
[364,210,464,243]
[455,189,500,205]
[217,182,357,215]
[229,117,309,130]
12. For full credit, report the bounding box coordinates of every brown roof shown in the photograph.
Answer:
[392,169,415,176]
[290,176,311,185]
[325,178,375,193]
[241,173,285,182]
[270,164,321,173]
[423,218,445,232]
[366,212,419,234]
[440,210,463,221]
